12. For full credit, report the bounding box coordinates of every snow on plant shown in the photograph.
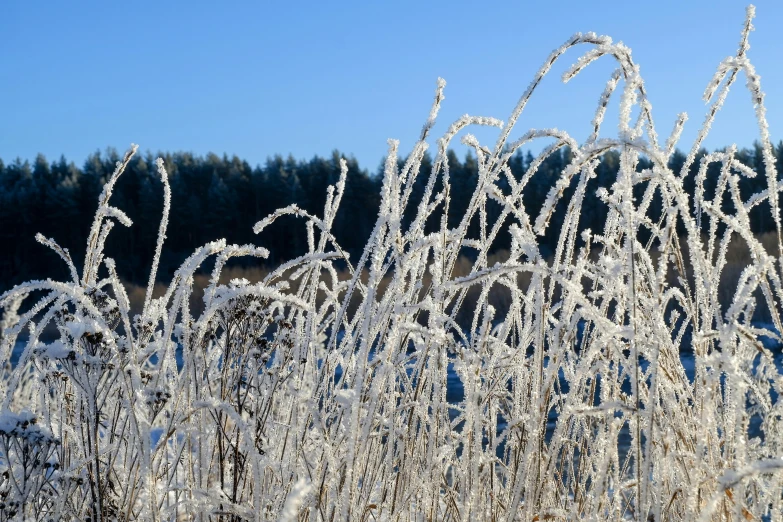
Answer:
[1,5,783,521]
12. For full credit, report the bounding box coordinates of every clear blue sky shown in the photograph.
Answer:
[2,1,781,173]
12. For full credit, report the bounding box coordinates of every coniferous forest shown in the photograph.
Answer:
[3,143,782,293]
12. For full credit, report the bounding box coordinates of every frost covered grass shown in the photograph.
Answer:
[2,5,783,521]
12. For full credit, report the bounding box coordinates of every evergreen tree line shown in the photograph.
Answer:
[2,142,783,292]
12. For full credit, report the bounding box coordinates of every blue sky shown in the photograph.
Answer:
[2,1,781,173]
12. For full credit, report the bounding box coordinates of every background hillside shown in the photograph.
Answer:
[2,143,783,293]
